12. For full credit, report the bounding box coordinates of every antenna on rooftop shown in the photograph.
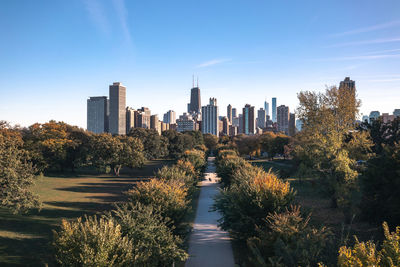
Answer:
[197,76,199,87]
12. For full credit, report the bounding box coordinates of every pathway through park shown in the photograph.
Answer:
[185,157,235,267]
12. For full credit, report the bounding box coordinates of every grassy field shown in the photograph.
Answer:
[0,160,173,266]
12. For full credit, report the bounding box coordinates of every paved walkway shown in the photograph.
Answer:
[185,157,235,267]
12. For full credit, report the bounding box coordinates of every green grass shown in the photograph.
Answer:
[0,159,173,267]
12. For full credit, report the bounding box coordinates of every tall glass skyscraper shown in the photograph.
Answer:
[201,98,219,136]
[109,82,126,135]
[272,97,277,122]
[264,101,269,116]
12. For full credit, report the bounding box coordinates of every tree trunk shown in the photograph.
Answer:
[114,166,121,176]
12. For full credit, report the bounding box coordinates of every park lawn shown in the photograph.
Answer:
[0,159,173,267]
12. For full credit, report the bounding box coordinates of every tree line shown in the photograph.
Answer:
[0,120,207,213]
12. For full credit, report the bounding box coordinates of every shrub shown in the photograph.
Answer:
[216,155,251,186]
[214,168,295,240]
[108,203,188,266]
[126,179,189,229]
[338,222,400,267]
[248,206,332,266]
[182,149,206,173]
[215,149,237,162]
[53,215,133,266]
[155,164,196,194]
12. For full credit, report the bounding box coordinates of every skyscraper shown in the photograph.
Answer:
[136,107,151,129]
[177,113,196,132]
[109,82,126,135]
[277,105,289,135]
[339,77,356,121]
[232,108,237,118]
[87,96,109,134]
[227,104,232,123]
[242,104,255,135]
[126,107,136,134]
[201,98,219,136]
[222,116,230,135]
[289,113,296,136]
[150,114,161,134]
[257,108,266,129]
[163,110,176,124]
[369,111,380,121]
[189,83,201,114]
[393,109,400,117]
[264,101,269,116]
[272,97,277,122]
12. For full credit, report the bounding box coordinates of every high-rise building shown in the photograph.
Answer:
[163,110,176,124]
[232,108,237,118]
[177,113,196,132]
[136,107,151,129]
[109,82,126,135]
[295,119,303,131]
[257,108,266,129]
[87,96,109,134]
[150,115,161,134]
[393,109,400,117]
[289,113,296,136]
[242,104,256,135]
[264,101,269,116]
[277,105,289,135]
[272,97,277,122]
[362,115,369,123]
[227,104,232,123]
[229,125,238,136]
[126,107,136,134]
[238,114,244,134]
[189,85,201,114]
[201,98,219,136]
[339,77,356,94]
[339,77,356,120]
[222,116,230,135]
[369,111,380,121]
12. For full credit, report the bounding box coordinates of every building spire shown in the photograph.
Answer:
[197,76,199,87]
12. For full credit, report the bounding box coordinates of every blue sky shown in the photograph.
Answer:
[1,0,400,128]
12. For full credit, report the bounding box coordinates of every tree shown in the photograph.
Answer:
[162,130,195,158]
[203,133,218,152]
[90,134,145,176]
[0,123,40,213]
[234,134,260,159]
[128,128,168,160]
[293,86,372,214]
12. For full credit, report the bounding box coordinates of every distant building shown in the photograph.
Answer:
[272,97,277,122]
[242,104,255,135]
[201,98,219,136]
[232,108,237,118]
[136,107,151,129]
[232,116,239,127]
[177,113,196,132]
[339,77,356,120]
[227,104,232,123]
[257,108,266,129]
[277,105,289,135]
[126,107,136,134]
[382,113,396,124]
[393,109,400,117]
[264,101,269,116]
[289,113,296,136]
[229,125,238,136]
[189,85,201,114]
[362,115,369,123]
[150,115,161,134]
[222,117,230,135]
[238,114,244,134]
[160,122,170,132]
[109,82,126,135]
[163,110,176,124]
[87,96,109,134]
[369,111,380,121]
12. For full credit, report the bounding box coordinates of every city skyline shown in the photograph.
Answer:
[1,1,400,128]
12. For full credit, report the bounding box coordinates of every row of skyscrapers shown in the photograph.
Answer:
[87,81,297,136]
[88,77,385,137]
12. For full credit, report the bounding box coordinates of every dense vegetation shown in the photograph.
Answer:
[52,147,207,266]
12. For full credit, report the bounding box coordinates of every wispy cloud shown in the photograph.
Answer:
[112,0,132,45]
[84,0,110,35]
[327,37,400,47]
[196,58,232,68]
[314,53,400,61]
[364,48,400,55]
[366,78,400,83]
[329,20,400,37]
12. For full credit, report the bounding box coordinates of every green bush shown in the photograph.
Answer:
[155,164,196,194]
[216,155,251,186]
[126,179,189,230]
[248,206,332,267]
[181,149,206,173]
[214,167,295,240]
[338,222,400,267]
[108,203,188,266]
[53,215,133,267]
